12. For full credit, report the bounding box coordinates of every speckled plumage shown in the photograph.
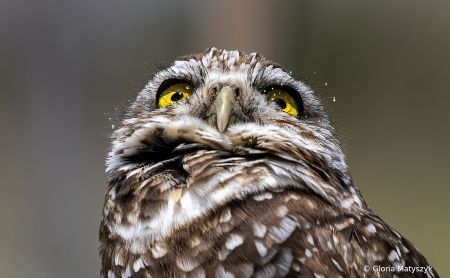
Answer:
[100,48,439,278]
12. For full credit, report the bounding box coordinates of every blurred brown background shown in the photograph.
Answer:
[0,0,448,277]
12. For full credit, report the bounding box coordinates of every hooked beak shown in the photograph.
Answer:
[213,86,235,133]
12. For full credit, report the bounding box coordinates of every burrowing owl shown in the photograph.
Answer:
[99,48,439,278]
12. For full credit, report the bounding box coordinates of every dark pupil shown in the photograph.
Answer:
[171,92,184,101]
[273,98,287,109]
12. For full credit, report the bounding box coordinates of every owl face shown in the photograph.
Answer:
[128,48,323,131]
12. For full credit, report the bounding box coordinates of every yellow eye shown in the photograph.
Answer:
[158,82,192,108]
[265,88,299,117]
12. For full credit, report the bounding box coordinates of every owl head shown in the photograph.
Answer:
[105,47,364,215]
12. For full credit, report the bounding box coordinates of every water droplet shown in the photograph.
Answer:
[324,83,327,86]
[333,97,336,102]
[111,125,115,129]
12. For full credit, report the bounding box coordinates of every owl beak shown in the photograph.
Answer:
[214,86,235,133]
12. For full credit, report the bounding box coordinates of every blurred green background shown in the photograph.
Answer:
[0,0,448,277]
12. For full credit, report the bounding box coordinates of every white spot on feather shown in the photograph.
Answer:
[305,249,312,258]
[115,252,124,266]
[276,248,293,276]
[133,258,145,272]
[400,243,409,253]
[225,234,244,250]
[253,222,267,238]
[107,270,115,278]
[151,242,167,259]
[340,198,353,208]
[389,250,400,262]
[218,248,230,261]
[334,221,349,231]
[332,259,343,271]
[277,205,288,217]
[255,240,268,256]
[216,265,235,278]
[270,216,298,243]
[254,192,273,201]
[189,235,201,248]
[366,223,377,235]
[176,255,200,272]
[219,207,232,223]
[122,265,132,278]
[285,193,299,202]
